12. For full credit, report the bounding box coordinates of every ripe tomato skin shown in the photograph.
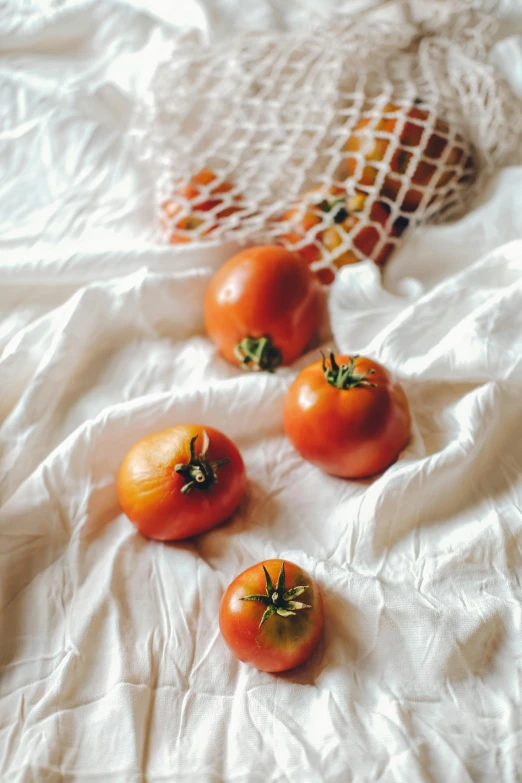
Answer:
[284,355,411,478]
[204,245,322,369]
[117,424,246,541]
[160,169,243,243]
[345,103,474,214]
[275,187,408,278]
[219,559,324,673]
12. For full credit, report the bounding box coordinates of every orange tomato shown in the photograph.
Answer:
[160,169,243,243]
[219,559,324,672]
[204,245,322,371]
[345,102,475,213]
[276,186,408,273]
[117,424,246,540]
[284,353,411,478]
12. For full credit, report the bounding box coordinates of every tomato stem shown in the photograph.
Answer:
[321,352,376,390]
[174,431,230,494]
[234,336,283,373]
[314,196,350,225]
[241,561,311,628]
[316,196,345,213]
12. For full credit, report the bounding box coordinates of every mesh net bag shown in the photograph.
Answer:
[131,0,522,285]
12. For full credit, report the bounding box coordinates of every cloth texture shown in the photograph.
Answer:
[2,1,522,781]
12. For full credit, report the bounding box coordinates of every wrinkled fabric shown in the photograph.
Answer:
[2,2,522,782]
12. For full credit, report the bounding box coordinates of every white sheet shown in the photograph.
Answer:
[2,2,522,781]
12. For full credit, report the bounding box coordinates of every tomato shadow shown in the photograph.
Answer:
[276,636,326,686]
[275,587,360,686]
[158,490,254,568]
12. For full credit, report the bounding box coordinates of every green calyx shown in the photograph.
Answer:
[234,336,283,373]
[322,351,376,390]
[316,196,349,224]
[174,430,229,495]
[241,562,311,628]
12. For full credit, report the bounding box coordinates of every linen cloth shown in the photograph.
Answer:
[2,2,522,780]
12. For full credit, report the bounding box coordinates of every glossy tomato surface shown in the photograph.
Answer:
[284,355,411,478]
[117,424,246,540]
[219,559,324,672]
[204,245,322,370]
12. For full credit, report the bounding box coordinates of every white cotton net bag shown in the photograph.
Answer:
[131,0,522,285]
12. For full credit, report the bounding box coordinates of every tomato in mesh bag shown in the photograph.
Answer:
[344,102,475,214]
[276,185,408,281]
[160,169,243,243]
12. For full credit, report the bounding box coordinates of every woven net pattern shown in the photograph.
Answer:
[131,1,522,284]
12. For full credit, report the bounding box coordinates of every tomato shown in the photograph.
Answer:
[117,424,246,540]
[345,102,475,213]
[204,245,322,371]
[219,559,324,672]
[160,169,243,243]
[284,353,411,478]
[276,186,408,274]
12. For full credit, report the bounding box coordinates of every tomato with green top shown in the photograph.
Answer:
[204,245,322,372]
[117,424,246,541]
[219,559,324,672]
[276,185,408,272]
[284,353,411,478]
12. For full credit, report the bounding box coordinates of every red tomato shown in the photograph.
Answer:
[284,353,411,478]
[160,169,243,243]
[117,424,246,540]
[345,102,475,213]
[275,186,409,277]
[219,559,324,672]
[204,245,322,371]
